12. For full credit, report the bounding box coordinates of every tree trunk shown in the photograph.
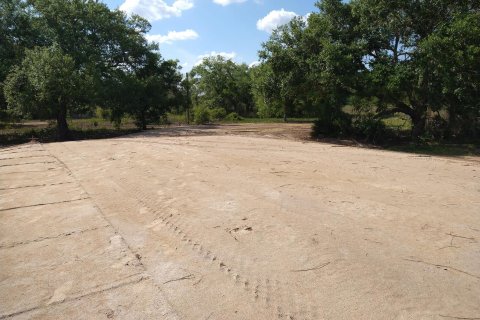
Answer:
[57,105,70,141]
[283,98,292,123]
[411,113,426,139]
[141,112,147,130]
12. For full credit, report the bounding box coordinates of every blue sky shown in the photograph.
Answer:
[103,0,317,71]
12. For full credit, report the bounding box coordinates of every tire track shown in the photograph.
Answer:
[104,159,311,319]
[54,140,320,319]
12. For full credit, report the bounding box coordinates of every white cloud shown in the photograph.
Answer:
[213,0,247,6]
[256,9,297,33]
[146,29,199,44]
[303,12,312,24]
[195,51,237,65]
[248,61,260,68]
[120,0,194,21]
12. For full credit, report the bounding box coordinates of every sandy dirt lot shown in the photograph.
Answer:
[1,124,479,319]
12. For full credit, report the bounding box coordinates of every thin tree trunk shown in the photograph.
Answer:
[57,105,70,141]
[411,113,426,139]
[141,112,147,130]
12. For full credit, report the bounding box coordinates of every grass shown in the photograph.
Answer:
[166,113,190,124]
[2,116,478,158]
[166,113,316,125]
[232,117,316,124]
[0,118,139,146]
[382,115,412,132]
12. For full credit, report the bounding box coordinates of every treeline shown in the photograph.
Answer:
[258,0,480,141]
[187,0,480,141]
[1,0,479,143]
[1,0,183,140]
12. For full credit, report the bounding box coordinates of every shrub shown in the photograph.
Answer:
[209,107,227,121]
[194,106,211,124]
[225,112,243,122]
[158,113,170,125]
[352,114,387,143]
[312,111,352,138]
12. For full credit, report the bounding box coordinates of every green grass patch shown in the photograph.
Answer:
[227,117,316,124]
[382,115,412,132]
[0,118,139,146]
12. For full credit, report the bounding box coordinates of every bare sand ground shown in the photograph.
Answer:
[1,124,479,319]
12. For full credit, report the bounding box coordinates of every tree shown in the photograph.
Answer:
[4,46,80,139]
[418,11,480,138]
[105,55,182,130]
[0,0,43,119]
[259,17,314,120]
[183,73,193,124]
[259,0,480,138]
[2,0,164,138]
[191,56,254,116]
[250,62,283,118]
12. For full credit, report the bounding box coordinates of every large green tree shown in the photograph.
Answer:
[0,0,44,119]
[4,46,80,139]
[191,56,254,116]
[260,0,480,138]
[2,0,172,139]
[105,55,182,130]
[250,62,283,118]
[259,17,316,120]
[351,0,479,137]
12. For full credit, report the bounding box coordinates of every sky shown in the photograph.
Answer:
[102,0,318,71]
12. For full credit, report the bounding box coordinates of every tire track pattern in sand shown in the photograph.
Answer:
[54,142,315,320]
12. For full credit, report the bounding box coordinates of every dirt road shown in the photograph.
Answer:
[1,124,479,319]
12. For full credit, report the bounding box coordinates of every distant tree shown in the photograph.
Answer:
[249,63,283,118]
[191,56,254,116]
[182,73,193,124]
[259,17,327,120]
[105,55,182,130]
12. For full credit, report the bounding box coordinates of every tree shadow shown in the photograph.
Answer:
[0,127,141,147]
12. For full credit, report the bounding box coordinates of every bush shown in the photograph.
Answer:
[312,111,352,138]
[352,114,387,143]
[158,113,170,125]
[193,106,211,124]
[225,112,243,122]
[209,107,227,121]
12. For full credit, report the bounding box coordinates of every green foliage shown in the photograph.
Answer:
[418,11,480,138]
[191,56,254,116]
[193,106,211,125]
[105,56,182,130]
[4,45,80,139]
[250,63,283,118]
[209,107,227,121]
[224,112,243,122]
[352,114,387,143]
[1,0,182,137]
[312,112,352,138]
[0,0,41,116]
[260,0,479,140]
[0,119,139,146]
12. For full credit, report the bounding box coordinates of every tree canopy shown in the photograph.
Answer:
[190,56,254,117]
[258,0,480,139]
[1,0,182,139]
[1,0,478,142]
